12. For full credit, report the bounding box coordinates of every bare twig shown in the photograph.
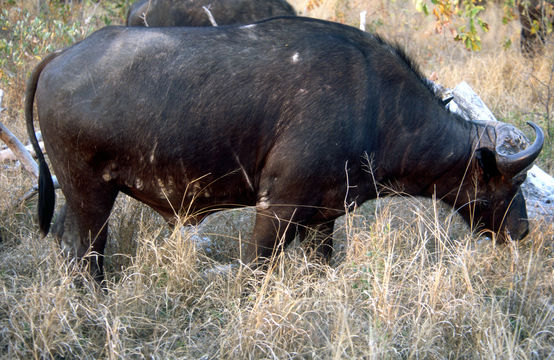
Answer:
[0,89,59,200]
[202,5,218,27]
[1,140,45,162]
[140,0,153,27]
[0,90,39,179]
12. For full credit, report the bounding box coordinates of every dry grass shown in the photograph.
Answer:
[1,0,553,359]
[1,197,552,358]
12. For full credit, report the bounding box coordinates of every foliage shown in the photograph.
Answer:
[307,0,324,11]
[502,0,519,24]
[98,0,135,25]
[0,0,129,87]
[455,0,490,50]
[415,0,553,51]
[0,7,87,82]
[415,0,490,51]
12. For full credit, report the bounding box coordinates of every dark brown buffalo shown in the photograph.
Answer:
[26,17,543,281]
[126,0,295,27]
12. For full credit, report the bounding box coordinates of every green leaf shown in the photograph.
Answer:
[415,0,429,15]
[478,18,489,32]
[503,38,512,50]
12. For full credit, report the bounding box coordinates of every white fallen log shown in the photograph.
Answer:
[446,81,497,123]
[0,140,46,162]
[522,166,554,221]
[443,81,554,222]
[0,124,39,180]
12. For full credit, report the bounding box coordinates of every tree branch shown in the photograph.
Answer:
[202,5,218,26]
[0,90,39,179]
[0,89,58,201]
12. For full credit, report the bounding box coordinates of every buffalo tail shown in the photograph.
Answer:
[25,51,60,237]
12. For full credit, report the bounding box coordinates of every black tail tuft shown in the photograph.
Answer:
[38,160,55,236]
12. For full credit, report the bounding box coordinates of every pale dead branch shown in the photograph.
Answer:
[446,81,497,123]
[1,140,45,162]
[360,11,367,31]
[140,0,153,27]
[0,89,59,201]
[0,90,39,179]
[202,5,218,27]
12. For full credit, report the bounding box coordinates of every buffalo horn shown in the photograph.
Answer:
[495,122,544,177]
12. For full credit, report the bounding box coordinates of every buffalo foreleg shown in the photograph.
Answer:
[244,206,299,267]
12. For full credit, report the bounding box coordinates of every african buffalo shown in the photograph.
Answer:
[126,0,296,27]
[26,17,543,281]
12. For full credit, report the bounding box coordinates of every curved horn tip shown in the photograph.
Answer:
[526,121,544,137]
[526,121,545,153]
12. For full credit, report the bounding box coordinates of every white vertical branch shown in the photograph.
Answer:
[202,6,218,27]
[359,11,367,31]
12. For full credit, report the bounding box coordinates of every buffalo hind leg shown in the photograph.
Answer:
[60,188,118,283]
[243,207,299,268]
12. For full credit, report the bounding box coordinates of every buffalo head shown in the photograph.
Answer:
[454,121,544,242]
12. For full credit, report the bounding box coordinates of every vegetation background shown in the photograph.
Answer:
[0,0,552,358]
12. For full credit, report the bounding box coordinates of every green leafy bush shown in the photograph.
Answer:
[0,1,127,87]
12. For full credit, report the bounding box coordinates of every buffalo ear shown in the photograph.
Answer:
[476,148,501,181]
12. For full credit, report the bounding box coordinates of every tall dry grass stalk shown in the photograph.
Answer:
[1,0,552,358]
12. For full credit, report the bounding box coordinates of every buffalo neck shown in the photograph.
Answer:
[372,94,474,200]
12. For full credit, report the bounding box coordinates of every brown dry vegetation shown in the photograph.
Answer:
[0,0,553,358]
